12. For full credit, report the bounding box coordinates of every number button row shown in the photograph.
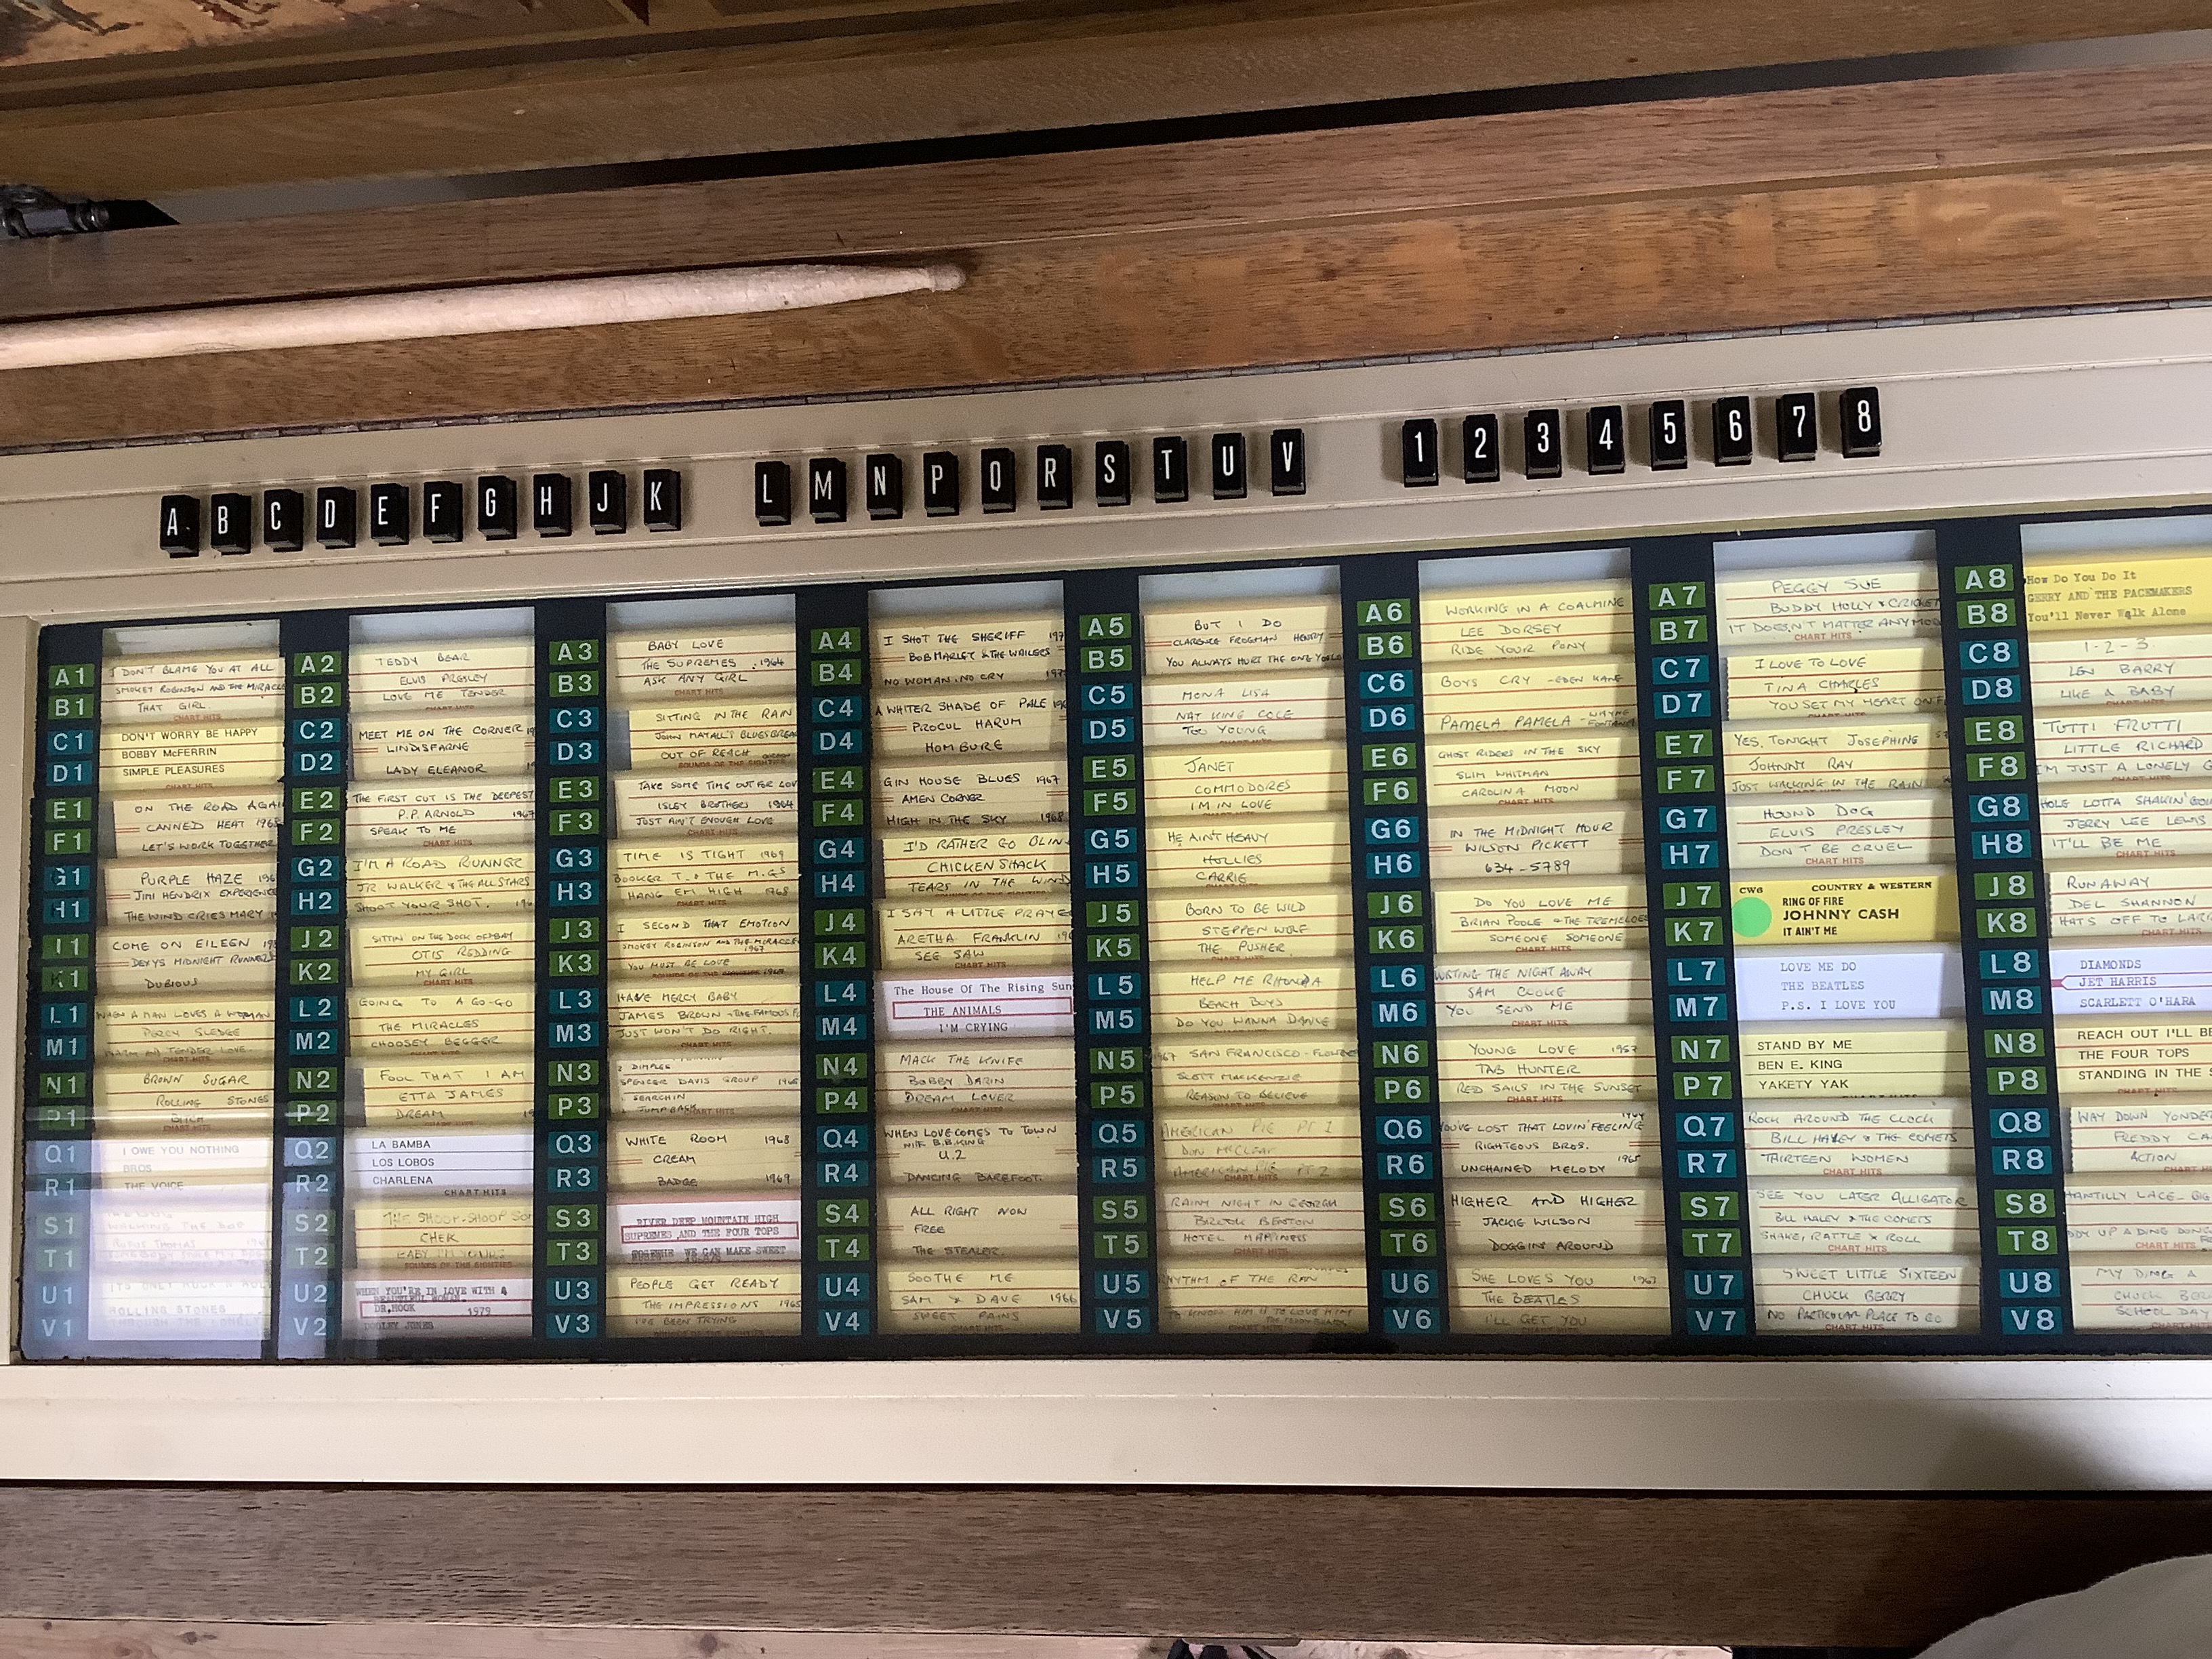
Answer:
[1398,388,1879,487]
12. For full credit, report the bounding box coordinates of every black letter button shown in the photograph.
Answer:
[533,473,573,537]
[1648,401,1689,471]
[981,447,1017,514]
[1462,414,1501,483]
[369,483,411,545]
[1094,441,1131,507]
[755,461,792,526]
[1152,436,1189,503]
[1269,428,1306,496]
[476,476,518,540]
[587,470,626,534]
[1586,405,1626,476]
[262,489,306,552]
[1523,410,1563,480]
[1840,386,1883,457]
[1713,396,1755,466]
[159,495,201,558]
[1037,444,1073,510]
[316,487,357,549]
[1400,419,1439,487]
[1211,432,1247,499]
[808,457,848,523]
[210,493,251,555]
[1776,392,1818,462]
[922,451,961,516]
[423,480,464,543]
[643,469,682,532]
[865,454,904,520]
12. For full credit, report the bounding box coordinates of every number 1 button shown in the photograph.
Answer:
[1401,419,1439,487]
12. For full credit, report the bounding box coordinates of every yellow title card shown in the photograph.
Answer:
[872,613,1065,689]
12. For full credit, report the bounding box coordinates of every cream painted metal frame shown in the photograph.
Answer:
[6,307,2212,1491]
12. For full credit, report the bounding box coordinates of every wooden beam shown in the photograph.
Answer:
[0,1632,1720,1659]
[9,152,2212,449]
[7,60,2212,325]
[5,1637,1674,1659]
[0,1629,1191,1659]
[1,0,640,75]
[0,1487,2206,1647]
[4,0,2209,197]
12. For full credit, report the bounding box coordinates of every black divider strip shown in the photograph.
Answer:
[272,613,348,1358]
[1067,570,1159,1335]
[1631,540,1753,1340]
[1936,521,2072,1341]
[18,623,102,1359]
[1342,556,1448,1339]
[535,598,609,1341]
[800,587,877,1336]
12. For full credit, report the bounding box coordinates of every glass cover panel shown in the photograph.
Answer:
[2022,518,2212,1332]
[1418,550,1666,1335]
[605,596,802,1337]
[1139,565,1366,1333]
[869,582,1078,1332]
[1715,533,1979,1335]
[80,621,283,1355]
[343,608,537,1345]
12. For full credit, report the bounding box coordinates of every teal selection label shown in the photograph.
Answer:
[1631,542,1752,1339]
[1342,556,1446,1338]
[536,599,610,1340]
[1937,522,2070,1339]
[274,615,349,1358]
[20,624,102,1358]
[1066,570,1159,1334]
[799,588,878,1337]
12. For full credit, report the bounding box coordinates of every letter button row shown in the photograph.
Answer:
[754,430,1309,525]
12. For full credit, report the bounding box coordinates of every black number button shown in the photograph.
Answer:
[1524,409,1563,479]
[1713,396,1754,466]
[1841,386,1883,457]
[1776,392,1818,462]
[1401,419,1439,487]
[1649,401,1688,470]
[1462,413,1500,483]
[1586,405,1626,475]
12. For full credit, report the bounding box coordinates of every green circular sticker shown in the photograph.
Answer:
[1732,895,1774,939]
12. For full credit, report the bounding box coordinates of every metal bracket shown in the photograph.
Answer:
[1,185,111,241]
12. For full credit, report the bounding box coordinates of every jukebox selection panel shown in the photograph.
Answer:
[19,516,2212,1357]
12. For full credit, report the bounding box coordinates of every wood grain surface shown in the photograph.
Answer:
[9,152,2212,449]
[9,59,2212,325]
[0,1486,2203,1647]
[0,1631,1728,1659]
[7,0,2209,197]
[0,0,632,71]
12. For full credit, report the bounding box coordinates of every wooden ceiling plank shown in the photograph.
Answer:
[3,0,2208,197]
[5,58,2211,326]
[5,155,2211,449]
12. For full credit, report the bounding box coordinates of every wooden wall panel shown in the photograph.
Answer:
[0,1486,2207,1647]
[0,0,636,73]
[8,156,2212,450]
[0,1632,1226,1659]
[8,60,2212,325]
[5,0,2211,197]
